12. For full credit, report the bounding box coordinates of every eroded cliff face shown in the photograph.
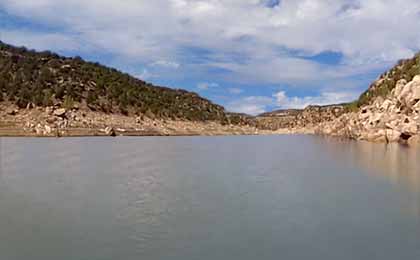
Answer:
[256,105,346,131]
[316,76,420,146]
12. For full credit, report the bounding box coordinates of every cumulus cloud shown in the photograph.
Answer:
[150,60,181,69]
[1,0,420,103]
[228,88,243,94]
[0,29,80,52]
[274,90,359,109]
[197,82,219,90]
[135,69,156,80]
[227,89,358,115]
[226,96,273,115]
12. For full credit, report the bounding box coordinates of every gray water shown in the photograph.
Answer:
[0,135,420,260]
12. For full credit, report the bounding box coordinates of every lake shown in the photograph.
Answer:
[0,135,420,260]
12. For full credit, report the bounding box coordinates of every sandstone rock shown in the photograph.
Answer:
[398,77,420,106]
[104,126,116,137]
[413,101,420,112]
[44,125,52,135]
[386,129,401,143]
[26,103,35,109]
[53,108,67,117]
[379,99,393,112]
[46,117,57,124]
[135,116,143,124]
[35,124,43,135]
[393,79,407,97]
[6,108,19,116]
[399,119,418,135]
[407,135,420,147]
[45,107,54,115]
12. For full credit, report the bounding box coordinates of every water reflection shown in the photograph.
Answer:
[321,137,420,217]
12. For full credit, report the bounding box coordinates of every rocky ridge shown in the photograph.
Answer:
[315,76,420,146]
[256,105,346,131]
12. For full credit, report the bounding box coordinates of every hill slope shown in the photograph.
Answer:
[315,52,420,145]
[0,41,226,122]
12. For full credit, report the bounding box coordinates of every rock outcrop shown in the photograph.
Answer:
[256,105,346,131]
[316,76,420,146]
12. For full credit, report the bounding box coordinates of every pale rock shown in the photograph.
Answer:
[407,135,420,147]
[53,108,67,117]
[393,79,407,97]
[44,125,52,135]
[398,78,420,106]
[386,129,401,143]
[35,124,43,135]
[380,99,393,112]
[6,108,19,116]
[104,127,116,136]
[45,107,54,115]
[400,120,418,135]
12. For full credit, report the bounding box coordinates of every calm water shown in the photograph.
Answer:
[0,135,420,260]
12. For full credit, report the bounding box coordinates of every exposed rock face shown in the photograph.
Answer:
[256,105,346,130]
[103,126,116,137]
[316,76,420,145]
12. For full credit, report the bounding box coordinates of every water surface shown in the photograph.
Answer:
[0,135,419,260]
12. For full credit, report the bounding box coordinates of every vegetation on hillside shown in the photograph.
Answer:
[0,41,228,122]
[355,52,420,108]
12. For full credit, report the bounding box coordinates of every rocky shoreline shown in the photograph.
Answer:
[1,76,419,146]
[0,102,287,137]
[315,75,420,147]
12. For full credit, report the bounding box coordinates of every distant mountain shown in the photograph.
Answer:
[0,41,228,122]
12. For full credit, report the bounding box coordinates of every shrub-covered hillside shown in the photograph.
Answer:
[354,52,420,108]
[0,41,227,121]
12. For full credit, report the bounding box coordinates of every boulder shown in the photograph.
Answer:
[35,124,43,135]
[6,108,19,116]
[104,127,116,137]
[53,108,67,117]
[386,129,401,143]
[379,99,393,112]
[44,125,52,135]
[45,107,54,115]
[393,79,408,97]
[26,103,35,109]
[407,135,420,147]
[362,129,387,142]
[400,119,418,135]
[397,77,420,106]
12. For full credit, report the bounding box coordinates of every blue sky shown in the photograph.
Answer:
[1,0,420,114]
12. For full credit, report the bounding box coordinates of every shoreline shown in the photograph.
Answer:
[0,127,305,138]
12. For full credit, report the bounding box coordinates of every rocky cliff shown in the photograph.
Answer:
[256,105,346,130]
[316,75,420,145]
[255,52,420,146]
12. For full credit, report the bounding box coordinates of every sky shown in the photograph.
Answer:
[1,0,420,115]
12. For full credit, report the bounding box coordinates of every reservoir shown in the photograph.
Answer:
[0,135,419,260]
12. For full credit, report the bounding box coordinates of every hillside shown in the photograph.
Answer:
[0,41,227,122]
[256,105,346,130]
[352,51,420,108]
[315,52,420,145]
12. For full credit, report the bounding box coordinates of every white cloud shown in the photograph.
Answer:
[228,87,243,94]
[135,69,156,80]
[1,0,420,93]
[0,29,80,52]
[227,89,359,115]
[226,96,273,115]
[197,82,219,90]
[274,90,358,109]
[151,60,181,69]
